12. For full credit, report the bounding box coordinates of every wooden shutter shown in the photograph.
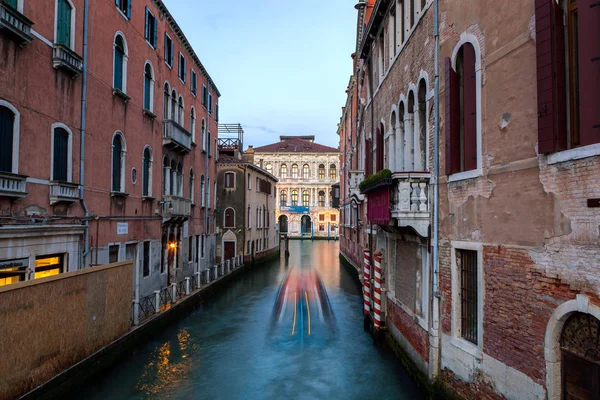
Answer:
[126,0,131,18]
[535,0,567,153]
[144,72,151,110]
[164,33,168,62]
[145,8,149,40]
[53,128,69,182]
[463,43,477,171]
[57,0,71,47]
[445,57,460,175]
[153,18,157,48]
[5,0,17,8]
[578,0,600,146]
[0,106,14,173]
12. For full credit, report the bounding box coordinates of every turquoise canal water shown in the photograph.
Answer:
[75,241,424,400]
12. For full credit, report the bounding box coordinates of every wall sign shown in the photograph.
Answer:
[117,222,128,235]
[0,258,29,270]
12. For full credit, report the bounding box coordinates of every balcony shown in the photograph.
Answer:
[0,172,27,198]
[53,44,83,76]
[161,195,192,220]
[0,2,33,46]
[390,172,431,237]
[163,120,192,154]
[348,170,364,200]
[49,181,79,205]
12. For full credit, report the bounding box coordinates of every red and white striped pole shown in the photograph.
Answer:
[363,250,371,316]
[373,252,383,330]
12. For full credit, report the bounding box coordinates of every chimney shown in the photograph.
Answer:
[243,146,255,163]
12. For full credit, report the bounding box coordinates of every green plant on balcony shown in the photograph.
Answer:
[359,169,392,193]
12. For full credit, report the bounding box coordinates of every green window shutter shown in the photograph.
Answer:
[5,0,18,9]
[145,8,149,41]
[57,0,72,47]
[153,17,157,47]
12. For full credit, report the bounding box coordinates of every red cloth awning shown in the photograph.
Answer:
[366,186,390,226]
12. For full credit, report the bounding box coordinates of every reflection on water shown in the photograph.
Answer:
[75,241,424,400]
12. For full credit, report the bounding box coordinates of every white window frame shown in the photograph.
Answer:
[191,69,198,96]
[164,33,174,69]
[201,118,206,151]
[178,52,186,84]
[190,106,196,143]
[145,7,157,49]
[223,207,236,228]
[111,131,127,193]
[450,240,484,358]
[143,61,155,113]
[50,122,74,182]
[53,0,76,50]
[112,31,128,94]
[115,0,130,20]
[0,100,20,174]
[225,172,236,189]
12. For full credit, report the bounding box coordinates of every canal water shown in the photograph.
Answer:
[76,241,423,399]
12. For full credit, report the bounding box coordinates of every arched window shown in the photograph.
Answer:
[190,107,196,143]
[318,164,325,180]
[329,164,336,180]
[170,89,177,121]
[142,147,152,196]
[224,208,235,228]
[201,119,206,151]
[416,79,427,171]
[200,174,205,206]
[280,190,287,207]
[303,164,310,179]
[163,82,170,120]
[111,133,125,192]
[302,190,310,207]
[177,162,183,197]
[280,164,287,178]
[291,164,299,178]
[398,102,406,171]
[224,172,235,188]
[318,191,325,207]
[291,189,298,206]
[162,156,169,195]
[170,159,176,195]
[178,95,184,126]
[113,34,127,92]
[189,168,194,203]
[144,62,154,112]
[51,125,72,182]
[56,0,74,49]
[0,104,18,174]
[376,122,384,172]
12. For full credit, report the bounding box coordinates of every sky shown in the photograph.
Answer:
[162,0,357,150]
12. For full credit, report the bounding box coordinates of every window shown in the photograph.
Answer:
[113,34,127,92]
[190,107,196,143]
[164,33,174,67]
[144,63,154,112]
[145,7,157,48]
[201,119,206,151]
[215,104,219,122]
[319,224,325,232]
[224,208,235,228]
[280,190,287,206]
[163,83,170,119]
[445,41,478,176]
[256,177,260,192]
[142,241,150,277]
[109,245,120,263]
[202,84,208,106]
[302,190,309,207]
[188,237,193,262]
[207,132,211,156]
[458,249,478,344]
[191,70,198,95]
[111,133,125,192]
[142,147,152,196]
[178,52,186,82]
[0,103,18,174]
[52,126,70,182]
[247,173,252,190]
[208,93,213,115]
[176,162,183,197]
[207,177,211,208]
[318,191,325,207]
[247,206,251,228]
[200,175,205,206]
[178,96,184,126]
[319,214,325,222]
[115,0,130,18]
[225,172,235,188]
[291,190,298,206]
[280,164,288,178]
[246,241,250,254]
[318,164,325,179]
[331,214,337,222]
[56,0,73,49]
[291,164,298,178]
[303,164,310,179]
[329,164,336,180]
[266,164,273,175]
[201,235,205,258]
[189,168,194,203]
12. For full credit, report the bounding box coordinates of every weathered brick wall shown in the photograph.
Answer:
[387,300,430,363]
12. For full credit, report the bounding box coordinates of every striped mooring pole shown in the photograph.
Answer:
[373,252,383,330]
[363,250,371,316]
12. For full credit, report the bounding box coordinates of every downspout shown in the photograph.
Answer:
[430,0,441,380]
[79,0,90,270]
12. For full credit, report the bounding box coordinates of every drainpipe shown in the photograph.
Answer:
[430,0,441,381]
[79,0,90,270]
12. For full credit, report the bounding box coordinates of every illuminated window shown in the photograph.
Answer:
[291,164,298,178]
[329,164,337,180]
[302,190,309,207]
[303,164,310,179]
[0,258,28,286]
[291,189,298,206]
[34,255,64,279]
[280,164,287,178]
[318,164,325,179]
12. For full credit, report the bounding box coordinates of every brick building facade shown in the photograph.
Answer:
[0,0,220,322]
[340,0,600,398]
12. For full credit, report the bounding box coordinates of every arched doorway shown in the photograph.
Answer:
[561,312,600,399]
[278,215,288,233]
[301,215,311,236]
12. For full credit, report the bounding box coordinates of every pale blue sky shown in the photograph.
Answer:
[163,0,357,149]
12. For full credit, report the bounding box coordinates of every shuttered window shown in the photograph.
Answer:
[112,135,123,192]
[142,148,151,196]
[114,36,125,90]
[144,64,153,111]
[225,172,234,188]
[164,34,173,67]
[445,43,477,175]
[178,53,186,82]
[0,106,15,173]
[4,0,17,9]
[115,0,130,18]
[56,0,72,47]
[224,208,235,228]
[53,128,69,182]
[145,7,157,48]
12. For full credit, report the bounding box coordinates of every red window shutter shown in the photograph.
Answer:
[535,0,567,153]
[462,43,477,172]
[578,0,600,146]
[445,57,460,175]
